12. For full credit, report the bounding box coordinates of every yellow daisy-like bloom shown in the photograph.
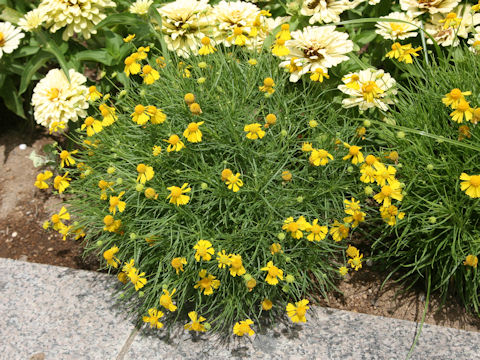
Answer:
[160,288,177,312]
[346,244,360,258]
[439,11,462,29]
[375,12,420,40]
[194,269,221,295]
[374,164,397,187]
[342,143,364,165]
[216,250,232,268]
[460,173,480,198]
[109,191,126,215]
[129,0,153,15]
[199,36,217,55]
[194,240,214,261]
[380,204,405,226]
[122,259,135,274]
[233,319,255,336]
[344,197,361,212]
[171,257,187,274]
[184,93,195,105]
[87,86,102,101]
[276,23,291,40]
[310,68,330,82]
[302,142,314,152]
[152,146,162,157]
[141,65,160,85]
[53,172,71,194]
[306,219,328,241]
[184,311,207,332]
[123,34,135,42]
[183,121,204,143]
[286,299,309,323]
[103,215,121,233]
[229,254,246,277]
[103,245,119,268]
[272,38,290,57]
[309,149,334,166]
[124,53,141,76]
[282,216,310,239]
[265,113,277,128]
[450,99,473,123]
[262,299,273,310]
[442,88,471,109]
[373,180,404,207]
[386,43,422,64]
[463,254,478,268]
[144,187,158,200]
[165,134,185,152]
[339,266,349,276]
[258,77,275,94]
[59,150,78,168]
[344,210,366,228]
[244,123,266,139]
[128,268,147,291]
[226,173,244,192]
[348,254,363,271]
[281,170,292,182]
[329,220,349,242]
[131,104,150,125]
[270,242,283,255]
[221,168,233,182]
[167,183,191,206]
[261,261,284,285]
[34,170,53,189]
[146,106,166,124]
[142,308,164,329]
[136,164,155,184]
[81,116,103,136]
[99,104,118,127]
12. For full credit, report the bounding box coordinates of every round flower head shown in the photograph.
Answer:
[18,8,46,32]
[286,299,310,323]
[183,121,204,142]
[167,183,191,206]
[0,22,24,59]
[32,69,89,132]
[279,26,353,83]
[136,164,154,184]
[301,0,354,24]
[129,0,153,15]
[400,0,460,17]
[233,319,255,336]
[184,311,207,332]
[460,173,480,198]
[375,12,420,40]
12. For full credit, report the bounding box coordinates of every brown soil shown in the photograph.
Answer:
[0,128,478,332]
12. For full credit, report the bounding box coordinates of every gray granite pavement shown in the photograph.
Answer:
[1,257,479,360]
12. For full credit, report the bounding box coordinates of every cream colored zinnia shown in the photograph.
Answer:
[129,0,153,15]
[400,0,460,17]
[32,69,89,132]
[18,8,47,32]
[0,22,24,59]
[39,0,116,40]
[338,69,397,111]
[301,0,354,24]
[158,0,211,58]
[279,26,353,83]
[375,12,420,40]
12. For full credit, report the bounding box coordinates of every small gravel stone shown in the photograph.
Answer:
[12,231,17,238]
[19,144,27,150]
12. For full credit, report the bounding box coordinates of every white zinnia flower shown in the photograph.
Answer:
[0,22,25,59]
[375,12,420,40]
[129,0,153,15]
[468,28,480,53]
[338,69,397,111]
[158,0,211,58]
[279,26,354,83]
[301,0,354,24]
[425,5,480,46]
[400,0,460,18]
[39,0,116,41]
[18,8,47,32]
[32,69,89,132]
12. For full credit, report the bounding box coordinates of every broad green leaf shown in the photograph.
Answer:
[95,13,142,29]
[0,80,25,118]
[12,45,40,59]
[19,51,53,95]
[0,5,22,24]
[75,49,114,66]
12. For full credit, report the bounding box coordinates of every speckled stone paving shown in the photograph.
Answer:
[1,258,479,360]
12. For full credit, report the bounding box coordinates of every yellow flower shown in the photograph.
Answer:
[124,53,141,76]
[194,240,214,261]
[346,245,359,258]
[373,180,404,207]
[141,64,160,85]
[344,210,366,228]
[265,113,277,128]
[310,68,330,82]
[123,34,135,42]
[164,134,185,152]
[380,204,405,226]
[152,146,162,156]
[51,206,70,231]
[309,149,333,166]
[59,149,78,168]
[226,173,243,192]
[439,12,461,29]
[442,88,471,109]
[306,219,328,241]
[217,250,231,269]
[233,319,255,336]
[160,289,177,312]
[136,163,154,184]
[167,183,191,206]
[229,254,246,277]
[270,243,282,255]
[281,170,292,182]
[302,142,313,152]
[143,308,164,329]
[128,268,147,291]
[103,246,119,268]
[189,102,202,115]
[339,266,349,276]
[81,116,103,136]
[144,187,158,200]
[374,164,397,187]
[184,311,206,332]
[450,99,473,123]
[34,170,53,189]
[99,104,118,126]
[248,58,258,66]
[272,38,290,57]
[131,104,150,125]
[117,272,128,284]
[342,73,360,90]
[87,85,102,101]
[463,254,478,268]
[146,106,166,124]
[386,43,422,64]
[227,26,248,46]
[103,215,122,232]
[460,173,480,198]
[122,259,135,273]
[342,143,364,164]
[184,93,195,105]
[244,123,265,140]
[53,172,71,194]
[259,77,275,94]
[262,299,273,310]
[276,23,291,41]
[286,299,309,323]
[199,36,216,55]
[183,121,204,143]
[261,261,284,285]
[171,257,187,274]
[109,191,126,214]
[329,220,349,242]
[221,168,233,182]
[348,254,363,271]
[282,216,310,239]
[194,269,220,295]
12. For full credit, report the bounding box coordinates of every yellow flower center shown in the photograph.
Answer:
[470,175,480,187]
[60,150,69,160]
[296,306,307,317]
[263,77,274,87]
[169,134,180,144]
[363,83,376,94]
[449,88,462,99]
[190,103,201,114]
[311,223,322,234]
[391,42,402,51]
[353,212,363,221]
[124,56,135,65]
[287,222,298,232]
[145,188,156,198]
[51,214,60,224]
[48,88,60,101]
[317,149,328,158]
[143,65,152,74]
[231,257,242,268]
[457,100,469,112]
[281,24,290,31]
[171,187,182,198]
[352,258,361,266]
[184,93,195,104]
[446,12,457,19]
[111,197,120,206]
[381,185,393,197]
[135,104,145,114]
[104,215,114,226]
[188,123,199,132]
[389,23,404,33]
[276,38,285,46]
[85,117,95,126]
[197,246,207,256]
[268,266,280,277]
[349,146,360,156]
[89,86,97,93]
[365,155,376,165]
[233,27,243,36]
[201,37,210,45]
[0,32,5,47]
[137,164,147,173]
